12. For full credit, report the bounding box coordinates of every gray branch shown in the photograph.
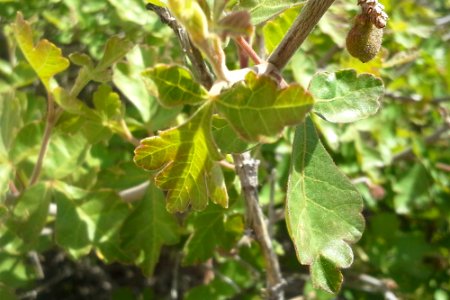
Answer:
[233,153,285,300]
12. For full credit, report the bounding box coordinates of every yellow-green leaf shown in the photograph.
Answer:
[134,104,228,213]
[12,12,69,91]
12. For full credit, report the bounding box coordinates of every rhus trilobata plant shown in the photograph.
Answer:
[2,0,388,298]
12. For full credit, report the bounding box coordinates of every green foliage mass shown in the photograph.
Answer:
[0,0,449,299]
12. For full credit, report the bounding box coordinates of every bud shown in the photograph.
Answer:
[345,14,383,63]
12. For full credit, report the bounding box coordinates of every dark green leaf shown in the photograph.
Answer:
[54,182,131,261]
[121,182,180,275]
[286,118,364,293]
[9,182,51,244]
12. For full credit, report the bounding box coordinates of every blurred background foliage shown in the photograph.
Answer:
[0,0,449,299]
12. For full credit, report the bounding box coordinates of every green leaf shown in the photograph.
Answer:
[134,104,228,213]
[92,84,123,120]
[0,253,37,288]
[286,118,364,293]
[211,115,257,153]
[54,182,131,261]
[0,283,18,300]
[12,12,69,91]
[142,65,209,108]
[215,72,313,143]
[183,204,226,265]
[96,36,134,72]
[113,60,153,122]
[309,70,384,123]
[9,182,51,244]
[120,182,180,275]
[235,0,304,25]
[263,5,302,54]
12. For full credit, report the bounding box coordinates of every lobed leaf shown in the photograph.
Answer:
[9,182,51,245]
[54,182,131,262]
[211,115,257,153]
[214,71,313,143]
[142,65,209,108]
[120,182,180,275]
[12,12,69,91]
[134,104,228,213]
[286,118,364,293]
[309,69,384,123]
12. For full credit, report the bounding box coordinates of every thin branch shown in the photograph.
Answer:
[146,3,214,88]
[235,36,263,64]
[233,153,285,300]
[119,181,150,203]
[119,119,139,146]
[268,0,337,71]
[29,93,57,186]
[268,168,277,238]
[385,92,450,104]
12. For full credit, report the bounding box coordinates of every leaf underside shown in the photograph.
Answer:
[215,71,314,143]
[309,69,384,123]
[286,118,364,293]
[134,104,228,213]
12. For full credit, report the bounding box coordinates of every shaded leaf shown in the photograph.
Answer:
[121,182,180,275]
[54,182,131,262]
[286,118,364,293]
[217,11,253,37]
[142,65,209,108]
[183,204,226,265]
[211,115,256,153]
[96,36,134,72]
[134,104,228,213]
[9,182,51,244]
[309,70,384,123]
[215,71,313,143]
[12,12,69,91]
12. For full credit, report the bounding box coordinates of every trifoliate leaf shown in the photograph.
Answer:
[309,70,384,123]
[286,118,364,293]
[215,71,313,143]
[134,104,228,213]
[9,182,51,245]
[143,65,209,107]
[54,182,131,262]
[12,12,69,91]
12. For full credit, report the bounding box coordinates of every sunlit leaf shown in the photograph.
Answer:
[235,0,304,25]
[286,118,364,293]
[12,12,69,91]
[134,104,228,213]
[309,69,384,123]
[215,71,313,143]
[121,182,180,275]
[263,5,302,53]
